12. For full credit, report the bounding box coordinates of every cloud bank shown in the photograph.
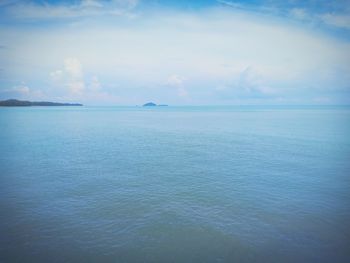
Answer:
[0,0,349,105]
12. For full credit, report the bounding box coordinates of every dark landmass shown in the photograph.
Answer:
[0,99,83,107]
[143,102,157,106]
[143,102,168,107]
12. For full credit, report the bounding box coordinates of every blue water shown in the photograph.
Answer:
[1,106,349,262]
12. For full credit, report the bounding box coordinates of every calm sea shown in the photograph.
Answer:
[1,106,349,262]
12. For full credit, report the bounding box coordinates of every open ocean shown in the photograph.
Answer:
[0,106,349,262]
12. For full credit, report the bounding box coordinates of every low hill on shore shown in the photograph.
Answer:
[0,99,83,107]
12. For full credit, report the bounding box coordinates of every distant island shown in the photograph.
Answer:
[0,99,83,107]
[143,102,168,107]
[143,102,157,106]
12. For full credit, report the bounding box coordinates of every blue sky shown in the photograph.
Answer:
[0,0,350,105]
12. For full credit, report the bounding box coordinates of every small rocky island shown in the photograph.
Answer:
[0,99,83,107]
[143,102,168,107]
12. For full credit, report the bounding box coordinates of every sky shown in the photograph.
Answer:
[0,0,350,105]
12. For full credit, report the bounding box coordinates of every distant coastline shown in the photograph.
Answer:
[0,99,83,107]
[143,102,168,107]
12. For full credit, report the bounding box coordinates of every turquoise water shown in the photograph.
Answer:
[1,106,349,262]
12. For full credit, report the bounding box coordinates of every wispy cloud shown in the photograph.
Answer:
[0,0,19,7]
[319,13,350,29]
[0,83,44,100]
[4,0,139,20]
[64,58,83,80]
[50,58,85,95]
[218,0,350,30]
[0,1,349,105]
[165,74,189,99]
[216,66,276,101]
[49,58,119,103]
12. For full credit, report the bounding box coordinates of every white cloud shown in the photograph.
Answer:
[319,13,350,29]
[166,74,189,98]
[1,7,350,104]
[289,8,308,20]
[177,87,189,98]
[216,66,276,100]
[0,84,45,100]
[6,0,139,19]
[238,67,274,95]
[80,0,104,8]
[218,0,350,30]
[50,58,85,95]
[89,76,102,91]
[166,74,185,87]
[47,59,121,102]
[112,0,138,9]
[64,58,83,79]
[216,0,242,9]
[68,80,85,94]
[50,70,63,81]
[12,84,30,95]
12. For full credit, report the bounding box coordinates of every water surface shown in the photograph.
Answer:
[1,106,349,262]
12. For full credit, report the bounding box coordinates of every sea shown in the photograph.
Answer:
[0,106,349,262]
